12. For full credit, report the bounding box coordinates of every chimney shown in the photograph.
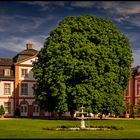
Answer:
[26,43,33,49]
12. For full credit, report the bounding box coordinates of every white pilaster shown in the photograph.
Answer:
[135,79,137,97]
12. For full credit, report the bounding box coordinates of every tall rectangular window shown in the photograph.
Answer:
[4,102,11,113]
[21,83,28,95]
[137,84,140,95]
[4,69,10,76]
[4,83,11,95]
[21,69,28,77]
[33,105,39,113]
[32,84,37,95]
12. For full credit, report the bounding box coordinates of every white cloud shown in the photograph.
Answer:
[0,34,47,56]
[132,50,140,67]
[20,1,65,11]
[70,1,140,15]
[98,1,140,15]
[128,16,140,27]
[125,32,140,67]
[71,1,96,8]
[125,32,140,45]
[0,14,58,34]
[70,1,140,27]
[114,16,129,23]
[98,1,140,27]
[0,15,46,33]
[17,17,44,32]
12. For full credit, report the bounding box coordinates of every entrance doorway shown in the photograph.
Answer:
[20,102,28,117]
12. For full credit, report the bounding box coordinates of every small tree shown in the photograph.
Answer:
[132,104,138,119]
[0,105,5,117]
[125,101,131,114]
[134,100,140,117]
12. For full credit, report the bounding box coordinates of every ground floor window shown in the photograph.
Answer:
[4,102,11,113]
[21,106,27,113]
[33,104,40,113]
[20,102,28,116]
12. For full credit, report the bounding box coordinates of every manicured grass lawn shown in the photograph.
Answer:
[0,118,140,139]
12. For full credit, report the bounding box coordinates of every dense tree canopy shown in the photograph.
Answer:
[33,14,133,116]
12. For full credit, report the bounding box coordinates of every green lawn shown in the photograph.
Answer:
[0,118,140,139]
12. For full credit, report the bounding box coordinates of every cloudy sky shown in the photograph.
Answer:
[0,1,140,67]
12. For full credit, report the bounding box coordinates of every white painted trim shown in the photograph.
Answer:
[129,80,130,96]
[135,79,137,96]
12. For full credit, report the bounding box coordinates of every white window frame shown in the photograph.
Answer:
[21,69,28,77]
[21,83,28,95]
[4,69,10,76]
[4,83,11,95]
[4,102,11,113]
[33,104,40,113]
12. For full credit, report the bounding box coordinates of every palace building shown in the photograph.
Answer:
[124,66,140,117]
[0,43,41,117]
[0,43,70,118]
[0,43,139,118]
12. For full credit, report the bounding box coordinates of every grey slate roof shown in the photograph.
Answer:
[0,58,14,80]
[0,58,13,66]
[13,48,38,63]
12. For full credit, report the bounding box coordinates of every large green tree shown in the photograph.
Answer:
[33,14,133,116]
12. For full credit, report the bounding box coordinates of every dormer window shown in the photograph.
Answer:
[4,69,10,77]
